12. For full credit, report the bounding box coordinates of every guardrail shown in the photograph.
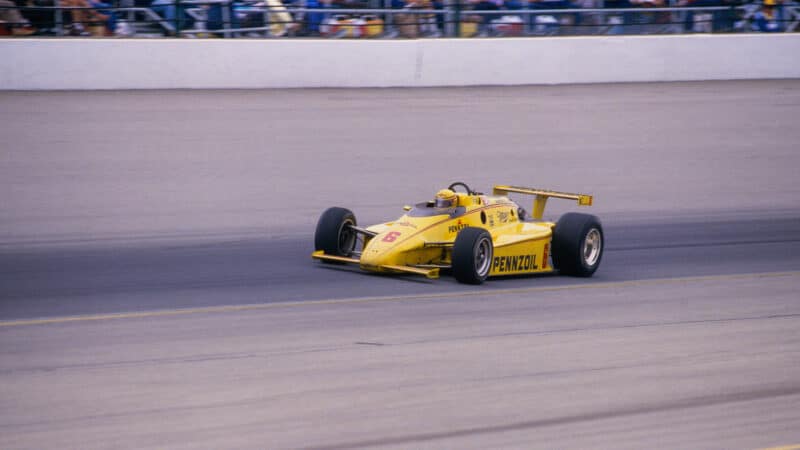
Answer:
[1,1,797,37]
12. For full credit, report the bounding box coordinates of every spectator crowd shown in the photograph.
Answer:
[0,0,795,37]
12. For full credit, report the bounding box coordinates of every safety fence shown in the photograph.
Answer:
[1,0,797,37]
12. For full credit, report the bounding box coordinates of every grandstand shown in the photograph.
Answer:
[0,0,797,37]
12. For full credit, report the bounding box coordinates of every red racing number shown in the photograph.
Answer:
[382,231,402,243]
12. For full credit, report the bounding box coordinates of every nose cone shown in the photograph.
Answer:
[360,234,396,268]
[360,228,415,269]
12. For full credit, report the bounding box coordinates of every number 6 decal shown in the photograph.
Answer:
[382,231,402,243]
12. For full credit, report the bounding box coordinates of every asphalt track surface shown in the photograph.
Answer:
[2,81,800,449]
[2,215,800,321]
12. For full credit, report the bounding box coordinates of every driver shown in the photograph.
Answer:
[434,189,458,209]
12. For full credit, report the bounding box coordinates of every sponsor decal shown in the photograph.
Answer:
[497,211,509,223]
[448,220,468,234]
[542,243,549,269]
[395,221,418,229]
[492,253,538,273]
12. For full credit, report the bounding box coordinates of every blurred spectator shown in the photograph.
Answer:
[679,0,739,33]
[0,0,36,34]
[529,0,581,35]
[574,0,603,31]
[305,0,366,36]
[151,0,193,32]
[604,0,632,34]
[151,0,241,36]
[679,0,714,32]
[233,0,295,36]
[12,0,57,33]
[394,0,439,37]
[629,0,666,34]
[264,0,295,36]
[752,0,783,31]
[86,0,119,34]
[630,0,664,8]
[307,0,330,36]
[393,9,418,37]
[407,0,439,36]
[489,13,523,36]
[337,0,367,6]
[150,0,241,36]
[60,0,120,35]
[720,0,745,32]
[466,0,500,36]
[483,0,525,36]
[205,0,240,33]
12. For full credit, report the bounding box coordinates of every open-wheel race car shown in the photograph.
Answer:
[311,182,603,284]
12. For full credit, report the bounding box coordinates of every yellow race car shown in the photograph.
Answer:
[312,182,603,284]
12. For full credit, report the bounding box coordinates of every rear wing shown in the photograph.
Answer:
[493,185,593,220]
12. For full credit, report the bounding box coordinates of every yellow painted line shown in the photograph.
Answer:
[1,271,799,328]
[759,445,800,450]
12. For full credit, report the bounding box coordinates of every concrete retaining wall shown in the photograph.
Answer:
[1,34,799,89]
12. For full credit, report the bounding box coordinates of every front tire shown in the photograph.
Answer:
[314,207,357,261]
[551,212,603,277]
[452,227,493,284]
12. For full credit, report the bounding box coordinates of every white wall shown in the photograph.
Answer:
[1,34,799,90]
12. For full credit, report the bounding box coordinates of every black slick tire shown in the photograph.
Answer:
[314,207,357,261]
[452,227,493,285]
[551,212,603,277]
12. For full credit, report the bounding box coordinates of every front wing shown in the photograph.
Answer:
[311,251,441,279]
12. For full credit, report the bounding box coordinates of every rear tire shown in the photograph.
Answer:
[452,227,493,284]
[551,212,603,277]
[314,207,357,261]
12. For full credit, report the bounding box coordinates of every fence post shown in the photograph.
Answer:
[175,0,182,36]
[222,0,232,37]
[443,0,454,36]
[55,0,65,36]
[454,0,461,37]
